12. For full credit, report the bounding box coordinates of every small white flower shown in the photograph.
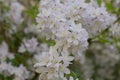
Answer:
[18,37,38,53]
[9,0,24,24]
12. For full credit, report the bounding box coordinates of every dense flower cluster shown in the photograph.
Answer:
[36,0,115,38]
[34,0,116,80]
[0,0,120,80]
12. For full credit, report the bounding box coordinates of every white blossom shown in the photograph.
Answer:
[34,47,74,80]
[18,37,38,53]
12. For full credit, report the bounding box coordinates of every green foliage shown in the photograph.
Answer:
[0,35,4,43]
[6,53,30,67]
[97,0,102,6]
[106,2,114,12]
[0,74,14,80]
[96,34,109,44]
[38,38,56,46]
[116,8,120,15]
[66,70,78,79]
[0,2,10,12]
[68,61,85,80]
[23,5,39,19]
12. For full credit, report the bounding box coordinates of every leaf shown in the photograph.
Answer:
[23,5,39,19]
[106,2,114,11]
[97,0,102,6]
[6,53,29,67]
[68,61,85,80]
[116,8,120,15]
[38,38,56,46]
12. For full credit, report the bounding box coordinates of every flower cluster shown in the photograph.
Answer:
[0,0,120,80]
[34,0,116,80]
[83,43,120,80]
[110,23,120,37]
[0,42,30,80]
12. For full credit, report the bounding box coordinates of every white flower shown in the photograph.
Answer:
[110,23,120,37]
[69,76,79,80]
[18,37,38,53]
[18,44,26,53]
[9,0,24,24]
[34,0,116,80]
[0,62,30,80]
[0,42,14,62]
[34,47,74,80]
[67,23,88,46]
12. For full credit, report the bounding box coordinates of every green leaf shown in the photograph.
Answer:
[66,70,78,79]
[39,38,56,46]
[116,8,120,15]
[23,5,39,19]
[7,53,29,67]
[106,2,114,11]
[15,54,28,66]
[97,0,102,6]
[68,61,85,80]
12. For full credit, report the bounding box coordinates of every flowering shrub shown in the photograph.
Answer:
[0,0,120,80]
